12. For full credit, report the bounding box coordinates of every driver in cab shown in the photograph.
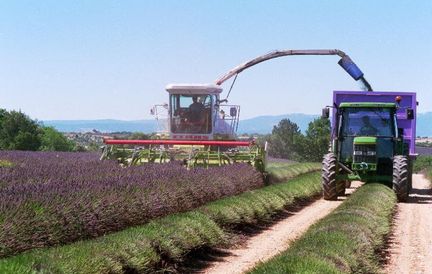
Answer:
[359,116,378,136]
[188,96,205,124]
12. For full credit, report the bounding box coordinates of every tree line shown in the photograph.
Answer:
[260,118,330,162]
[0,109,74,151]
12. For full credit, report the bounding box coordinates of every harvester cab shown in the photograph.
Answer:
[164,84,240,141]
[322,91,417,202]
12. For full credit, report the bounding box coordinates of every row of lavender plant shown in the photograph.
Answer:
[0,151,263,258]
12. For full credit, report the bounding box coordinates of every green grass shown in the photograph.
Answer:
[250,183,397,274]
[0,168,322,273]
[266,162,321,182]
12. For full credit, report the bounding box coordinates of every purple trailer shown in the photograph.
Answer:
[332,91,417,157]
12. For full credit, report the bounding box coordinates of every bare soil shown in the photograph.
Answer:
[384,174,432,274]
[202,181,362,274]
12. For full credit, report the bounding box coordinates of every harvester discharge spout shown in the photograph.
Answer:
[215,49,373,91]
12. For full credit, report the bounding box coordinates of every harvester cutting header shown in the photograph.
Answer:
[102,49,372,171]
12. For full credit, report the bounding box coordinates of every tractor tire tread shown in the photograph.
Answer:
[393,155,409,202]
[322,153,338,200]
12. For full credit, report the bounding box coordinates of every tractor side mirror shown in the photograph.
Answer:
[321,107,330,119]
[406,108,414,120]
[230,107,237,117]
[338,55,364,81]
[150,108,155,115]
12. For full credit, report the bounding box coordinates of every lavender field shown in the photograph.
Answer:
[0,151,263,257]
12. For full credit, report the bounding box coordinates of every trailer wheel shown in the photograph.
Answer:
[322,153,338,200]
[393,155,409,202]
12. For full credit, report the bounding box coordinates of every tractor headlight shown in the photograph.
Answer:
[367,151,376,156]
[354,151,363,155]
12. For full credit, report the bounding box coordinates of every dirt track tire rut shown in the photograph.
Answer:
[385,174,432,274]
[203,181,362,274]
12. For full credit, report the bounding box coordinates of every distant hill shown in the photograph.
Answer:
[43,112,432,136]
[42,119,157,133]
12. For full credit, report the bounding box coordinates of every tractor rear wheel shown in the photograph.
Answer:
[408,159,413,191]
[345,180,352,188]
[393,155,409,202]
[337,180,346,196]
[322,153,338,200]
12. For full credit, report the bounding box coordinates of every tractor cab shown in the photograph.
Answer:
[163,84,240,140]
[337,103,398,175]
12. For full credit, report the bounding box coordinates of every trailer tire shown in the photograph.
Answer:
[393,155,409,202]
[322,153,338,200]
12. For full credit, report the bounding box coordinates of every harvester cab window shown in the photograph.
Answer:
[170,94,212,134]
[341,108,395,137]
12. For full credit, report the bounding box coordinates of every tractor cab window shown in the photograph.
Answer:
[170,94,213,134]
[340,108,395,137]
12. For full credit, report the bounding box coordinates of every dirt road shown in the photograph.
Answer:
[385,174,432,274]
[203,181,362,274]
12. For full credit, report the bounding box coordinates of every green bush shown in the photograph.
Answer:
[40,126,74,151]
[0,110,41,151]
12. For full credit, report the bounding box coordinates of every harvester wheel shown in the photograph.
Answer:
[393,155,409,202]
[322,153,338,200]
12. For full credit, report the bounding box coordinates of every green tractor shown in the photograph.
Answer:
[322,91,417,202]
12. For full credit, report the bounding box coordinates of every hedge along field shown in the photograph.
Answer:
[250,183,397,274]
[0,171,322,274]
[266,162,320,182]
[0,151,263,257]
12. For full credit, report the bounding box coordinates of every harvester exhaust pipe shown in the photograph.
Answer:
[215,49,373,91]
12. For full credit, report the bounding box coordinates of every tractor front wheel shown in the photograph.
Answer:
[393,155,409,202]
[322,153,338,200]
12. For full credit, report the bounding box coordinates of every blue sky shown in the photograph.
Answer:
[1,0,431,120]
